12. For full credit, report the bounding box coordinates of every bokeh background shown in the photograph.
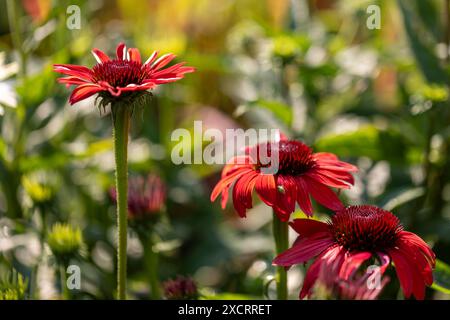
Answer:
[0,0,450,299]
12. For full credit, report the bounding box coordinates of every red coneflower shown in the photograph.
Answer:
[273,205,436,300]
[54,42,195,105]
[110,174,166,220]
[163,276,199,300]
[210,136,357,221]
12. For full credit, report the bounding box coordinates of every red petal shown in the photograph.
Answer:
[53,64,93,81]
[388,248,426,300]
[398,231,435,267]
[299,246,343,299]
[144,51,159,65]
[232,171,258,217]
[303,175,344,212]
[377,252,391,275]
[313,152,339,161]
[289,218,330,238]
[339,251,372,280]
[299,256,323,299]
[127,48,141,63]
[315,159,358,172]
[151,53,176,70]
[273,232,334,267]
[396,237,434,286]
[91,48,110,63]
[295,177,313,216]
[254,174,277,207]
[69,84,103,105]
[307,169,353,189]
[119,83,156,92]
[272,175,297,220]
[210,168,253,202]
[57,76,90,86]
[116,42,126,60]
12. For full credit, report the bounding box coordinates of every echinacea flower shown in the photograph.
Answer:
[54,42,195,105]
[110,174,166,220]
[273,205,436,300]
[313,258,390,300]
[163,276,198,300]
[210,136,357,221]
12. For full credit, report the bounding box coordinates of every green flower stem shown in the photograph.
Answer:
[145,236,161,299]
[272,212,288,300]
[113,106,131,300]
[6,0,27,79]
[59,264,69,300]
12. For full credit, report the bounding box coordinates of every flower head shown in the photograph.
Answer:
[54,42,195,105]
[163,276,198,300]
[47,223,83,262]
[210,136,357,221]
[110,174,166,220]
[273,205,436,300]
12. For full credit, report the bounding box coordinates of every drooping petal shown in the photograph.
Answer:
[299,255,323,299]
[388,248,426,300]
[254,174,277,207]
[272,175,297,221]
[303,175,344,212]
[314,159,358,172]
[377,252,391,275]
[397,231,436,267]
[273,232,334,267]
[295,177,313,216]
[68,84,103,105]
[210,167,254,203]
[396,238,434,286]
[289,219,330,238]
[306,169,353,189]
[232,171,258,217]
[299,246,343,299]
[339,251,372,280]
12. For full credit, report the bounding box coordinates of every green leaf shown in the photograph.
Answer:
[245,100,292,126]
[397,0,448,84]
[432,259,450,295]
[414,0,441,42]
[382,187,425,211]
[16,64,56,109]
[314,125,407,163]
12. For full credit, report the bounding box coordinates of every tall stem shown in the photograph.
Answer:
[272,212,288,300]
[145,236,161,299]
[6,0,27,79]
[113,106,131,300]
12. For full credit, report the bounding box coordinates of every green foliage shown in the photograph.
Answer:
[432,259,450,295]
[0,270,28,300]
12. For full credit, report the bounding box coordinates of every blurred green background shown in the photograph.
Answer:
[0,0,450,299]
